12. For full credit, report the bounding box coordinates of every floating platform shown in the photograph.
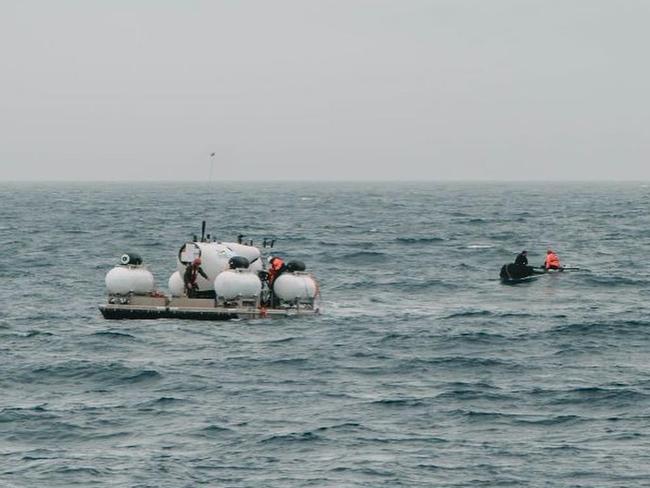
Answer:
[99,296,319,321]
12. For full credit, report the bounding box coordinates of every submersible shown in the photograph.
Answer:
[99,222,320,320]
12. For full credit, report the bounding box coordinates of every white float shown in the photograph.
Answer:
[168,271,184,297]
[214,269,262,300]
[106,266,155,295]
[273,273,318,302]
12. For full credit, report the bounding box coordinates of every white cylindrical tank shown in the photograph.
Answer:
[168,271,184,297]
[273,273,318,302]
[214,269,262,300]
[176,242,236,290]
[106,266,155,295]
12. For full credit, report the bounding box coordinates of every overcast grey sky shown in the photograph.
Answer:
[1,0,648,181]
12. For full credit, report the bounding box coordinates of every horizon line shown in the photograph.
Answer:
[1,179,650,184]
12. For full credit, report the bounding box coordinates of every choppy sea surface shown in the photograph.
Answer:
[2,182,650,487]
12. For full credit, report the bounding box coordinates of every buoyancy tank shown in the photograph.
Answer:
[214,269,262,300]
[168,271,184,297]
[273,273,318,302]
[106,266,155,295]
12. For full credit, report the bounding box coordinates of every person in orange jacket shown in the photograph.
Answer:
[267,256,286,287]
[543,249,561,270]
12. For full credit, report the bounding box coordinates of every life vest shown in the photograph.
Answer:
[545,252,560,269]
[267,257,285,284]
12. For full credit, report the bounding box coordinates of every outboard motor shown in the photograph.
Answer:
[499,265,508,280]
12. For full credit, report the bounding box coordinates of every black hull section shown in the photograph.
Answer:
[100,306,237,321]
[99,302,318,321]
[500,275,542,285]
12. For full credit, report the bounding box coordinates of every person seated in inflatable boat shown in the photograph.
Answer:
[514,250,529,266]
[500,250,540,281]
[543,249,561,270]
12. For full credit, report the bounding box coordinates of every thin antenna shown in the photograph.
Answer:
[208,152,216,183]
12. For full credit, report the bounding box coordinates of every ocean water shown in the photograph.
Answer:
[2,182,650,487]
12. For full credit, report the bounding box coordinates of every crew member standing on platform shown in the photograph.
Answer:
[266,256,286,288]
[184,258,209,298]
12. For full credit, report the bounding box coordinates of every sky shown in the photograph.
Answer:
[1,0,649,181]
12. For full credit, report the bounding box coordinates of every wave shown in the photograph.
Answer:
[317,240,378,248]
[446,410,585,428]
[22,361,161,385]
[406,356,518,370]
[549,319,650,337]
[340,250,388,262]
[513,414,584,426]
[327,277,459,293]
[370,398,429,407]
[260,431,323,444]
[314,250,388,266]
[395,236,446,244]
[441,309,538,321]
[22,330,54,338]
[466,243,494,249]
[136,396,189,407]
[313,422,362,433]
[91,331,136,339]
[533,386,650,406]
[435,388,513,402]
[193,424,235,437]
[584,274,650,286]
[0,405,55,424]
[267,357,309,366]
[447,409,514,421]
[439,331,509,345]
[441,309,492,319]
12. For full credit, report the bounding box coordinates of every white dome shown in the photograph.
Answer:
[176,242,235,291]
[222,242,262,264]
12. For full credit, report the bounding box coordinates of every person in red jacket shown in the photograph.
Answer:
[544,249,561,270]
[267,256,286,287]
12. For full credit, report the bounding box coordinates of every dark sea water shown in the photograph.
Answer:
[2,182,650,487]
